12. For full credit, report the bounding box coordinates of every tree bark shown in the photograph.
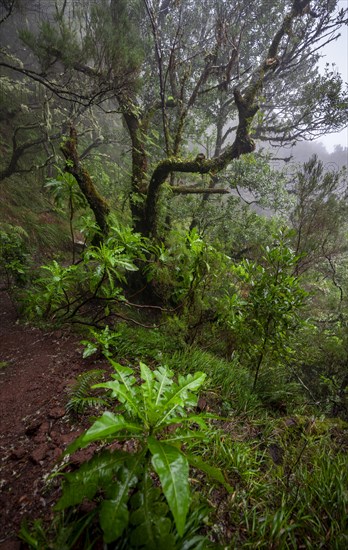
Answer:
[61,127,110,238]
[122,110,149,235]
[144,88,257,238]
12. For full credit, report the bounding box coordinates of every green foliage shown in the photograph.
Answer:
[81,322,183,362]
[56,363,226,545]
[290,155,348,273]
[66,369,109,417]
[226,153,290,212]
[219,230,308,391]
[20,18,81,72]
[81,325,120,359]
[165,348,260,414]
[22,222,150,322]
[226,423,348,549]
[149,228,231,339]
[19,510,98,550]
[0,223,29,289]
[294,320,348,419]
[45,169,87,213]
[147,228,210,304]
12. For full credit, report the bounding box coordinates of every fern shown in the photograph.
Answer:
[66,369,108,417]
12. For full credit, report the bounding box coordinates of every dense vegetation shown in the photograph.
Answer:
[1,0,348,548]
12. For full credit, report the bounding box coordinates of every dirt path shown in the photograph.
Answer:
[0,291,106,547]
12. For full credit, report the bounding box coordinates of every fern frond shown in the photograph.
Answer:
[67,396,109,416]
[66,369,106,417]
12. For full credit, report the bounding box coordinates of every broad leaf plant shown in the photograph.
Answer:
[56,362,230,546]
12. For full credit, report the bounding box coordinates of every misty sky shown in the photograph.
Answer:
[315,0,348,152]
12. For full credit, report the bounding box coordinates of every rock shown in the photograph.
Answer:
[71,447,95,466]
[49,447,63,460]
[30,445,48,464]
[33,433,47,444]
[284,417,297,428]
[48,407,65,419]
[10,448,26,460]
[59,431,83,446]
[38,421,50,433]
[49,430,60,443]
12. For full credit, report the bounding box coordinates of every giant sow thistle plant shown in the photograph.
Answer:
[57,362,229,546]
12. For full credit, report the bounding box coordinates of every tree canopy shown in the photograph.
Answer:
[1,0,347,237]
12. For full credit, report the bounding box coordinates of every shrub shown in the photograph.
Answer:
[0,223,29,289]
[54,363,230,546]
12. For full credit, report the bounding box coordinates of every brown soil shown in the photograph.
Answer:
[0,290,108,548]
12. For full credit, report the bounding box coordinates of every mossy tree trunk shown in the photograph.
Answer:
[136,5,305,239]
[61,127,110,239]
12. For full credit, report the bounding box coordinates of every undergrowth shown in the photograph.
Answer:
[9,224,347,548]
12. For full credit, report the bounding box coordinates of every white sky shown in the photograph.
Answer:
[315,0,348,152]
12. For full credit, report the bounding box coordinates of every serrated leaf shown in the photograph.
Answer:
[82,411,142,444]
[140,362,154,396]
[99,455,142,543]
[99,499,129,543]
[109,360,134,377]
[148,437,190,537]
[130,469,175,549]
[93,380,140,414]
[158,413,214,429]
[162,429,208,445]
[154,366,174,405]
[106,360,142,417]
[140,362,156,424]
[55,450,127,510]
[93,361,141,417]
[177,372,207,392]
[156,372,206,427]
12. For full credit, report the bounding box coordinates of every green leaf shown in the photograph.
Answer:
[99,455,142,543]
[93,380,140,414]
[158,413,217,429]
[148,437,190,537]
[154,366,174,405]
[55,450,127,510]
[156,372,206,427]
[82,411,142,444]
[140,362,156,424]
[185,453,233,493]
[130,469,175,549]
[94,360,142,417]
[99,499,129,543]
[81,341,98,358]
[162,429,208,445]
[140,362,155,398]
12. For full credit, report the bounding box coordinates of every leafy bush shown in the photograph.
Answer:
[0,223,29,289]
[81,322,184,363]
[218,231,308,392]
[23,223,148,322]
